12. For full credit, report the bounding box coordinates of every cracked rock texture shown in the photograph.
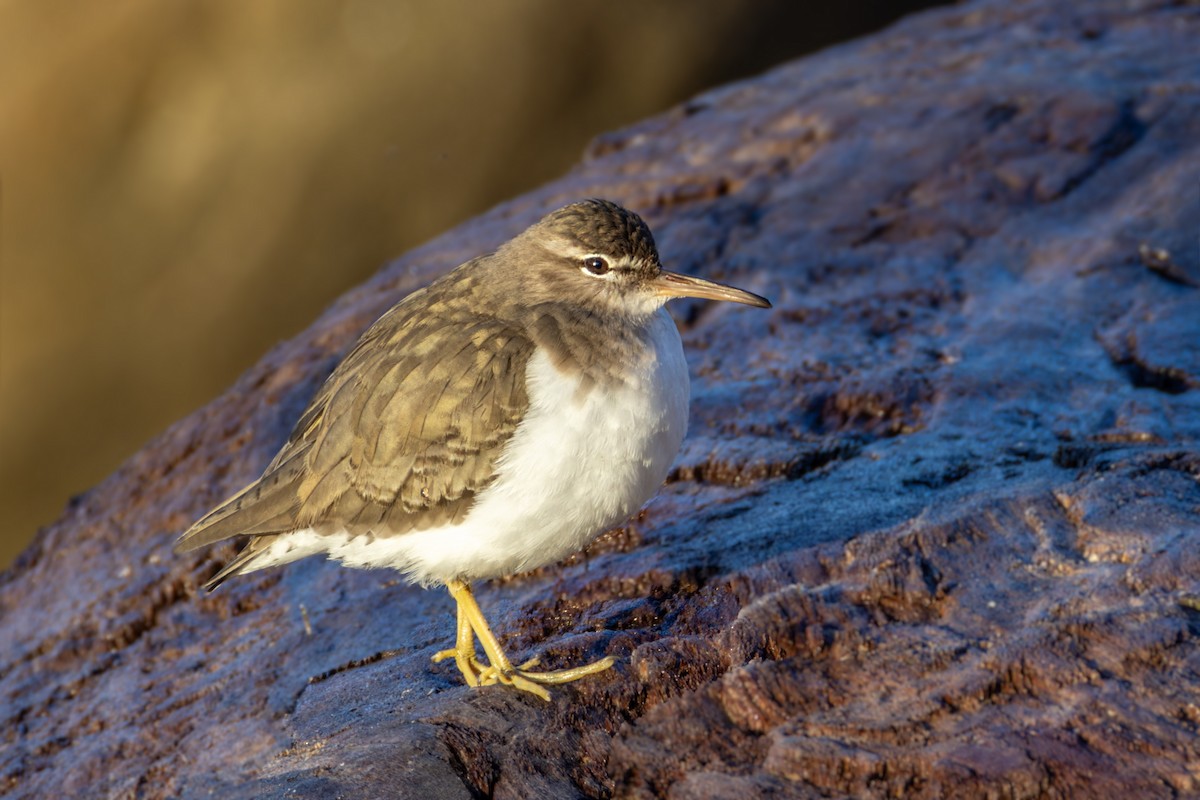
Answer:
[3,0,1199,797]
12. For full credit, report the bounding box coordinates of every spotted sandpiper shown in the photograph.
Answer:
[176,199,770,700]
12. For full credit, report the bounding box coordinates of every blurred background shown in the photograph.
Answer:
[0,0,945,567]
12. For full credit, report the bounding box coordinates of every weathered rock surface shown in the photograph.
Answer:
[3,0,1199,797]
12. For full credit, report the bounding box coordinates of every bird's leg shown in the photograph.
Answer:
[443,579,549,700]
[431,594,484,686]
[443,579,616,701]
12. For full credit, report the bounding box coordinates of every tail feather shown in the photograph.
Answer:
[201,530,327,591]
[202,539,272,591]
[176,455,307,554]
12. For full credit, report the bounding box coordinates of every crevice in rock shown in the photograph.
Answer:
[1053,98,1147,200]
[667,439,862,486]
[1099,329,1196,394]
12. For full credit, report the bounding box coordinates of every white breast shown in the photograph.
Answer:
[273,308,690,585]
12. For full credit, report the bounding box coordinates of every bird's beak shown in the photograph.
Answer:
[653,270,772,308]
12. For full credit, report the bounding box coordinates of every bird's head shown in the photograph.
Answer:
[500,199,770,321]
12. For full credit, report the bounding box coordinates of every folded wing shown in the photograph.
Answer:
[176,287,535,566]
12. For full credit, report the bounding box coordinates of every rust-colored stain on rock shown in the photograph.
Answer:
[4,0,1200,797]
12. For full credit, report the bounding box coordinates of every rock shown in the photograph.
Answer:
[3,0,1199,797]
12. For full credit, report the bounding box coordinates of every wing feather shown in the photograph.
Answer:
[176,270,535,560]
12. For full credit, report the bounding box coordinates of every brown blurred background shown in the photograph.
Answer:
[0,0,944,567]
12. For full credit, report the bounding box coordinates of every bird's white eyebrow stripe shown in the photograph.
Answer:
[546,235,633,266]
[579,254,636,280]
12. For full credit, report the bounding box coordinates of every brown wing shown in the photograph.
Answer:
[176,277,535,553]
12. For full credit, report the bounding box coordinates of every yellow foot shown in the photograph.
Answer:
[477,655,616,686]
[475,655,617,701]
[432,579,616,701]
[431,648,490,686]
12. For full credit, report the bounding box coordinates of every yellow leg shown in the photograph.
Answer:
[431,595,482,686]
[432,579,615,701]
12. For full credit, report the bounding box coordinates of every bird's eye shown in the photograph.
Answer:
[582,256,610,276]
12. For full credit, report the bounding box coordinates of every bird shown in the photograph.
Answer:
[176,199,770,700]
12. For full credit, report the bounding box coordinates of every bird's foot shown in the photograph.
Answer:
[431,647,490,686]
[475,655,616,700]
[430,649,554,700]
[477,655,616,686]
[438,579,615,701]
[472,654,541,685]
